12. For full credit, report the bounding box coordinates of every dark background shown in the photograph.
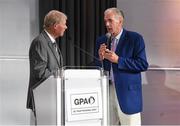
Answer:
[39,0,116,66]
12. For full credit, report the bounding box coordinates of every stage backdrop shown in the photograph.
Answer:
[117,0,180,68]
[0,0,39,125]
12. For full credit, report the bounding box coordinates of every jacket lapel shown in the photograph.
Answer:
[115,29,126,55]
[42,31,61,66]
[48,42,61,66]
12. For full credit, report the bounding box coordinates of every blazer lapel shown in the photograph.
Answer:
[115,29,126,54]
[48,42,61,66]
[42,31,61,66]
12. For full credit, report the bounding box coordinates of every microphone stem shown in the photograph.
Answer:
[69,41,100,62]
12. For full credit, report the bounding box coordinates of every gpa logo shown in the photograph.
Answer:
[70,92,100,115]
[74,96,95,105]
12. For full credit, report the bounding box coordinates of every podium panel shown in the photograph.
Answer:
[33,76,57,125]
[64,69,103,125]
[33,67,109,126]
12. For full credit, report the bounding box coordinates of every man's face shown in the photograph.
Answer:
[54,19,67,37]
[104,12,122,37]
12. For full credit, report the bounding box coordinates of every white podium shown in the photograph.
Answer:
[33,67,109,126]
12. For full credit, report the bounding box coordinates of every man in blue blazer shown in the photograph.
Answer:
[95,8,148,125]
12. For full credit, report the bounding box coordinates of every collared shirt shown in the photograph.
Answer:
[110,28,123,83]
[44,30,59,60]
[111,28,123,48]
[44,30,56,43]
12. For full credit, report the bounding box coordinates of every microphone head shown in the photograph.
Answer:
[105,33,111,39]
[105,33,111,49]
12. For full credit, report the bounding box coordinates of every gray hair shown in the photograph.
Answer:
[104,7,124,19]
[43,10,67,28]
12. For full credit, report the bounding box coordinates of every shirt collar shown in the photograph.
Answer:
[114,28,123,41]
[44,30,56,43]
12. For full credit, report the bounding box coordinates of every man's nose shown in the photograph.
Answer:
[65,25,67,29]
[105,22,110,27]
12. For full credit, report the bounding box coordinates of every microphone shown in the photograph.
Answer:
[68,38,106,74]
[68,37,101,65]
[105,33,111,49]
[100,33,111,69]
[68,36,115,75]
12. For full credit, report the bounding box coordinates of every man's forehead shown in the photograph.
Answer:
[104,13,115,20]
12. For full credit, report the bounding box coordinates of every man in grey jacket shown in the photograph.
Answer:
[26,10,67,115]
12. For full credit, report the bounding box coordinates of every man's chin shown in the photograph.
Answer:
[107,30,113,34]
[60,33,64,37]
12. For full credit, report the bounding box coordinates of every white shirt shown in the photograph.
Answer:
[111,28,123,49]
[110,29,123,82]
[44,30,56,43]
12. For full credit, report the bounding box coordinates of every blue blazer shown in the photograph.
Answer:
[95,29,149,114]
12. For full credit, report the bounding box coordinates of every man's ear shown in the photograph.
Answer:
[119,17,123,24]
[53,24,57,29]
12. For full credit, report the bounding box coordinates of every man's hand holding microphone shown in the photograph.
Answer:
[98,43,119,64]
